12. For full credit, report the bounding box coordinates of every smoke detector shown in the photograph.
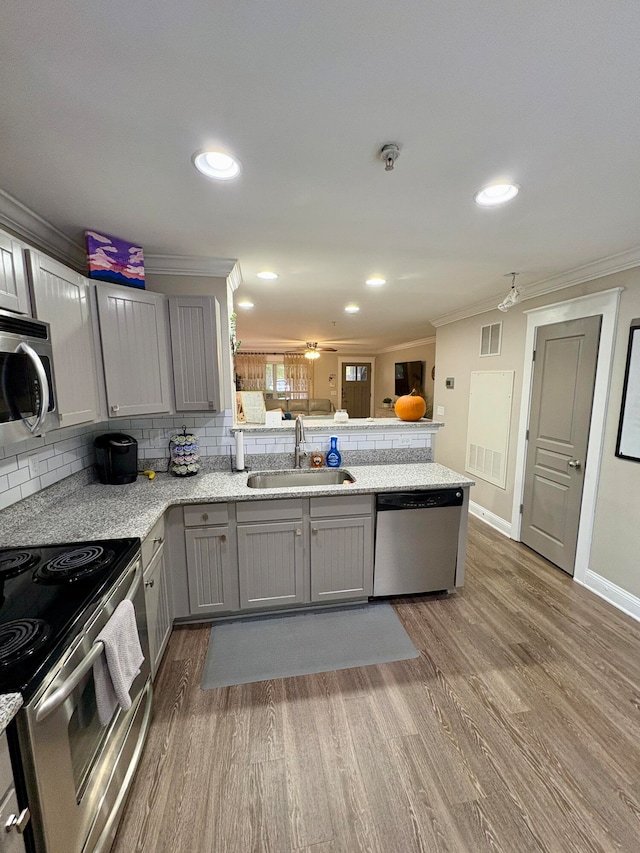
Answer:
[380,143,400,171]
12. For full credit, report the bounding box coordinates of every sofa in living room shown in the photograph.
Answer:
[264,397,335,417]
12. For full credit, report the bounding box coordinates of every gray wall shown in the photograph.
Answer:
[433,269,640,598]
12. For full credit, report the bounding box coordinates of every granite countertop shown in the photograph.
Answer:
[0,693,23,734]
[0,463,474,548]
[234,417,445,433]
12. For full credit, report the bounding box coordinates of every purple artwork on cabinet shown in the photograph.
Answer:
[85,230,145,288]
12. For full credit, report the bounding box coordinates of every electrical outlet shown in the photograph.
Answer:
[397,437,411,448]
[149,429,162,441]
[330,390,337,396]
[28,456,41,479]
[437,406,445,416]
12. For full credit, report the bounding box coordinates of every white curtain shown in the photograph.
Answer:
[284,353,312,398]
[235,353,267,390]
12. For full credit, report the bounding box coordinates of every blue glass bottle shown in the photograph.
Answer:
[326,436,342,467]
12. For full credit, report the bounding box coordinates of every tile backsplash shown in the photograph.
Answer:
[0,410,435,511]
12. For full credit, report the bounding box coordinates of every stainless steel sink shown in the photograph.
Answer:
[247,469,355,489]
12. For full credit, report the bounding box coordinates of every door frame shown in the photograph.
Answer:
[338,356,376,417]
[511,287,622,583]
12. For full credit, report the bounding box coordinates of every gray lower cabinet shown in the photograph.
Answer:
[185,526,238,615]
[144,545,171,679]
[310,515,373,602]
[237,520,306,609]
[0,733,27,853]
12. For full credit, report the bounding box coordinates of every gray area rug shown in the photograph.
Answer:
[201,602,419,689]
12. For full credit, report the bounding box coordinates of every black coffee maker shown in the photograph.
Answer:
[94,433,138,485]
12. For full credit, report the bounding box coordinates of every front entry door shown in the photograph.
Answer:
[521,316,601,574]
[341,362,371,417]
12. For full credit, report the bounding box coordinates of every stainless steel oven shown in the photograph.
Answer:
[1,540,152,853]
[0,310,59,445]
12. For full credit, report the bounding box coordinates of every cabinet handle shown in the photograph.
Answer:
[202,513,209,522]
[295,529,302,536]
[312,528,318,534]
[153,536,164,545]
[5,807,30,834]
[220,534,227,542]
[111,404,120,413]
[145,579,155,588]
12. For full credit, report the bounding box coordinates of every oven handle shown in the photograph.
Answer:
[34,564,142,724]
[16,342,49,435]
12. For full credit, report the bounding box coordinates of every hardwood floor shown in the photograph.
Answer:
[112,517,640,852]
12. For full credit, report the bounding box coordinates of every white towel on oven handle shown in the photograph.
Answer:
[93,599,144,727]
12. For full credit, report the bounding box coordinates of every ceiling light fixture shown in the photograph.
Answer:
[366,277,386,287]
[344,304,360,313]
[474,182,520,206]
[237,300,254,309]
[257,271,278,280]
[497,272,521,312]
[193,150,242,180]
[304,348,321,360]
[380,143,400,172]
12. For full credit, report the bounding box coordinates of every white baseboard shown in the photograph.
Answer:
[577,570,640,624]
[469,501,512,537]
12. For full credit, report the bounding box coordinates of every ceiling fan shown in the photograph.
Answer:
[298,341,337,360]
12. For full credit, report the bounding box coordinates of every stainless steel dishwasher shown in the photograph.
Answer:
[373,489,464,596]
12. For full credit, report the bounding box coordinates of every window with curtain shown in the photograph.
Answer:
[235,353,267,390]
[284,353,312,399]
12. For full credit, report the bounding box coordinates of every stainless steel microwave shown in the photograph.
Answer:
[0,309,60,445]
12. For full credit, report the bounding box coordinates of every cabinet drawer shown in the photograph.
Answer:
[310,494,374,518]
[0,785,27,853]
[141,515,165,570]
[184,504,229,527]
[236,498,303,523]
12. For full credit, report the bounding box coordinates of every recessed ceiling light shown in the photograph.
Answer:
[474,183,520,206]
[193,150,242,181]
[237,300,254,309]
[365,277,386,287]
[257,271,278,280]
[344,304,360,313]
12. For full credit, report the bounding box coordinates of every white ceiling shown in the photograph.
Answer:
[2,1,640,351]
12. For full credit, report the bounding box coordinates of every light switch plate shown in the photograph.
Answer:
[437,406,445,416]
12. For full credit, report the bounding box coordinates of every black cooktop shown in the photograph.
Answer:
[0,538,140,699]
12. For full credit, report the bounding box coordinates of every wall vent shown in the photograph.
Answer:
[480,322,502,357]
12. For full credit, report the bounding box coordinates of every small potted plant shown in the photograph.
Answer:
[382,397,393,409]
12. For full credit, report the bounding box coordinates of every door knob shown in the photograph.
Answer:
[568,459,582,470]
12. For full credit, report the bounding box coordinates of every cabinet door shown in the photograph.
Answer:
[144,545,172,679]
[169,296,222,412]
[237,521,306,610]
[27,252,100,427]
[0,231,29,315]
[185,527,238,615]
[96,285,172,417]
[310,516,373,602]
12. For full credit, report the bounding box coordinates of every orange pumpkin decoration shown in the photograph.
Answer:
[395,389,426,421]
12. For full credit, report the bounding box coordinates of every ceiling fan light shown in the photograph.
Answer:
[474,183,520,206]
[304,349,321,360]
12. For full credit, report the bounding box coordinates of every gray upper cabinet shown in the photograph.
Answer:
[27,251,100,428]
[0,230,30,315]
[169,296,222,412]
[96,285,173,417]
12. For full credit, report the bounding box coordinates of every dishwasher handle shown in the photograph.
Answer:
[376,489,464,511]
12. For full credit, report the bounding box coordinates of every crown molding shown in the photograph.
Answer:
[431,244,640,328]
[0,189,85,270]
[145,253,239,278]
[376,336,436,354]
[227,261,243,292]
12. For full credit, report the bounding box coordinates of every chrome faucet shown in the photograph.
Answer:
[294,415,307,468]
